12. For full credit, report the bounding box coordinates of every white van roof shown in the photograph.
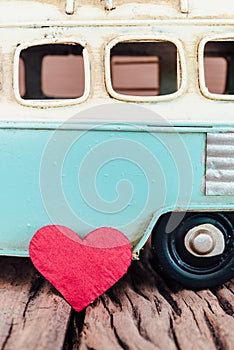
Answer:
[0,1,234,26]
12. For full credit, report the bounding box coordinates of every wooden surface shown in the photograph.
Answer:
[0,245,233,350]
[0,257,71,350]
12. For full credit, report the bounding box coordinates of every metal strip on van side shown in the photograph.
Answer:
[206,133,234,195]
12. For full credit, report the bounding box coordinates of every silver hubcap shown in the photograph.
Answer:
[184,223,225,257]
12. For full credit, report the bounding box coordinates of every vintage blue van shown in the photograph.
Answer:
[0,0,234,288]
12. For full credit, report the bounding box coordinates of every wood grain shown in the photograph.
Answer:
[0,246,233,350]
[65,244,234,350]
[0,257,71,350]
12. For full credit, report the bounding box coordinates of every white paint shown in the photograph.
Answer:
[2,1,234,25]
[0,1,234,124]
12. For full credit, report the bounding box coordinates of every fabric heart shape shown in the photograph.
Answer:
[29,225,132,311]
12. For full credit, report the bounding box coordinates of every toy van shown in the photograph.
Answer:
[0,0,234,288]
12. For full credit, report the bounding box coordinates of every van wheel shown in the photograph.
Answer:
[152,212,234,289]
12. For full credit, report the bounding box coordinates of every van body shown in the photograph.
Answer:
[0,0,234,287]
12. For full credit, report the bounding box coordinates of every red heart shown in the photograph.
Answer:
[29,226,132,311]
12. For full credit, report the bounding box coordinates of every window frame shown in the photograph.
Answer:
[199,34,234,101]
[105,35,186,102]
[14,39,90,107]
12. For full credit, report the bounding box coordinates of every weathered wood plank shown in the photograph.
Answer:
[67,244,234,350]
[0,247,233,350]
[0,257,71,350]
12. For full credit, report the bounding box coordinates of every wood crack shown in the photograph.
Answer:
[153,295,162,315]
[124,291,138,320]
[204,311,225,350]
[210,289,234,317]
[22,273,44,326]
[112,327,129,350]
[128,273,151,302]
[1,319,13,350]
[188,305,201,332]
[100,295,129,349]
[63,312,81,350]
[100,295,115,329]
[157,283,182,317]
[169,315,181,350]
[205,300,215,314]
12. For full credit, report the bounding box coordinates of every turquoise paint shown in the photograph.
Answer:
[1,125,234,256]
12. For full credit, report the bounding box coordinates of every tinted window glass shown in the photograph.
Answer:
[19,44,85,100]
[110,41,179,97]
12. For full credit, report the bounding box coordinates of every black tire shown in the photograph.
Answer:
[152,212,234,289]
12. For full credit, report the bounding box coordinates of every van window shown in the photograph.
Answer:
[109,41,179,97]
[18,43,85,100]
[203,41,233,95]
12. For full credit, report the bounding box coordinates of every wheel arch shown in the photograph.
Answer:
[133,205,234,257]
